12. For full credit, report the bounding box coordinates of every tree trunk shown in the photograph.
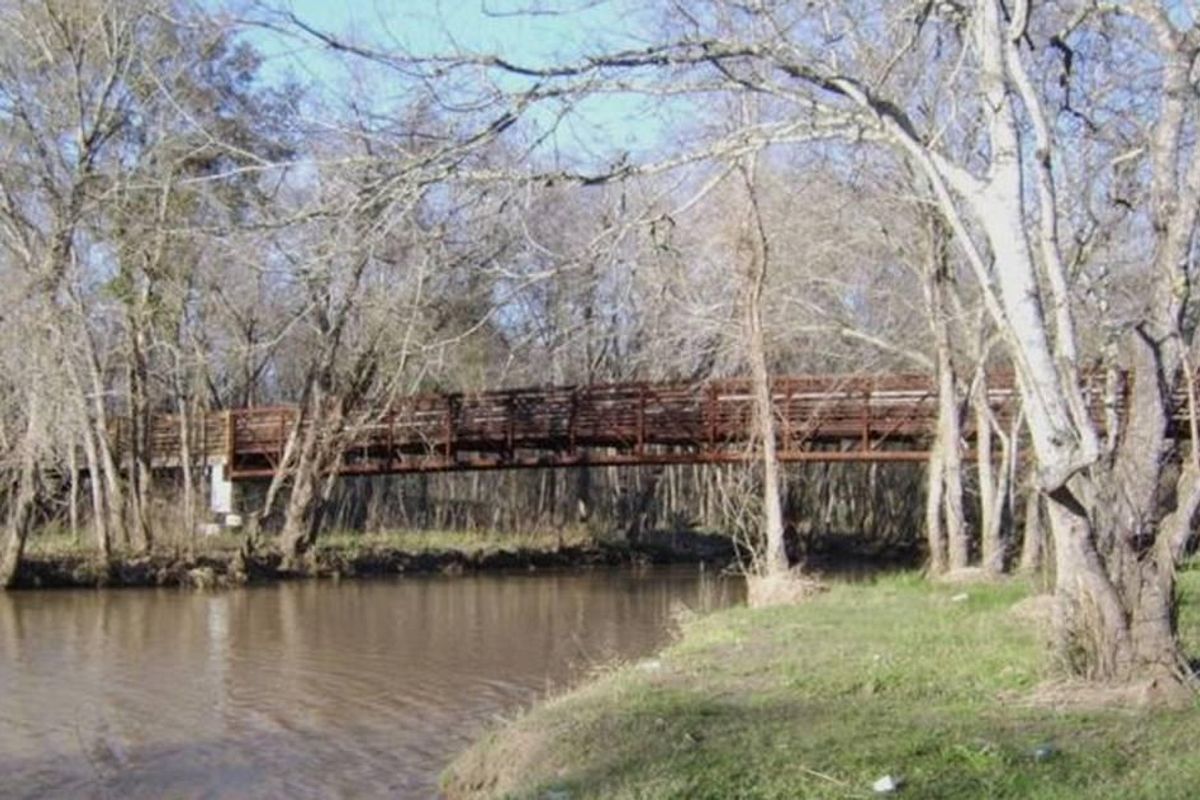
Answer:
[924,440,947,574]
[80,423,111,563]
[0,461,37,589]
[62,345,124,552]
[250,407,303,543]
[1018,486,1044,574]
[1028,349,1186,682]
[1044,485,1180,681]
[739,157,788,576]
[177,395,196,559]
[923,214,968,574]
[749,362,787,574]
[280,466,321,569]
[279,393,359,568]
[942,387,969,570]
[279,403,325,570]
[975,376,1011,576]
[87,357,129,549]
[1,400,40,588]
[68,441,80,545]
[127,350,155,554]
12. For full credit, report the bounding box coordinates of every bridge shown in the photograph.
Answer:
[138,373,1018,484]
[124,370,1195,519]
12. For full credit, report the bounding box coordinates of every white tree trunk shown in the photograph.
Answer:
[740,159,788,576]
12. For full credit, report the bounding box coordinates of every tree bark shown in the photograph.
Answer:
[68,441,80,545]
[1,399,40,588]
[740,161,788,576]
[177,393,196,559]
[82,340,130,550]
[943,400,970,571]
[61,340,124,554]
[127,326,155,553]
[922,213,968,574]
[1018,485,1044,574]
[279,396,327,570]
[975,375,1011,576]
[77,413,111,564]
[925,438,947,573]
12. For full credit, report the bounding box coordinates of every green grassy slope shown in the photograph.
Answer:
[445,572,1200,800]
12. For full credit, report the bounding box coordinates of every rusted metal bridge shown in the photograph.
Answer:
[143,373,1022,482]
[138,369,1200,483]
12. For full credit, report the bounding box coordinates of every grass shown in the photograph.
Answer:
[443,571,1200,799]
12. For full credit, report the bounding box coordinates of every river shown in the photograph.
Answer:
[0,566,742,799]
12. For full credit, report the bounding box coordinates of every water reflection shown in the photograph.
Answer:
[0,567,741,799]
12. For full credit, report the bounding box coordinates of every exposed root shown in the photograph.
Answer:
[1014,674,1195,711]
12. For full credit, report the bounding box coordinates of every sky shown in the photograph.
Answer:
[238,1,682,167]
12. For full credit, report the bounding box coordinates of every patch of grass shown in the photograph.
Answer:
[444,572,1200,799]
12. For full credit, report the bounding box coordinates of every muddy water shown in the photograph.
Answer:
[0,566,741,799]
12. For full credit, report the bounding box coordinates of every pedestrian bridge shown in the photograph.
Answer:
[136,373,1029,481]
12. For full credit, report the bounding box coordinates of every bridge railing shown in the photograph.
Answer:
[202,374,953,477]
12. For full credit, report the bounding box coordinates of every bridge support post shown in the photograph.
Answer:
[209,457,241,528]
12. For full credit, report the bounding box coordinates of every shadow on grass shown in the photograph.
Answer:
[502,692,1198,800]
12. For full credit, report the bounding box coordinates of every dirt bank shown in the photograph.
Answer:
[8,530,736,590]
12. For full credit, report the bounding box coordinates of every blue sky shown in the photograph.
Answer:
[239,1,682,166]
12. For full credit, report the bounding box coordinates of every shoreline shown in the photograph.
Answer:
[8,530,737,591]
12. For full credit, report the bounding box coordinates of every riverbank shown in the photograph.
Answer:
[9,528,736,589]
[443,571,1200,799]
